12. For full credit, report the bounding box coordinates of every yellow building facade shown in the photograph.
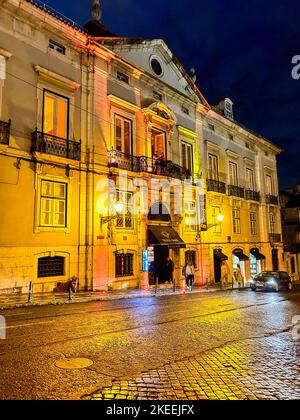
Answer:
[0,1,286,294]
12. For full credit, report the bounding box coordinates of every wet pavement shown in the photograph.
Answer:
[0,288,300,400]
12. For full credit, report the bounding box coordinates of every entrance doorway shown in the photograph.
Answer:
[272,249,279,271]
[213,249,228,283]
[149,246,170,285]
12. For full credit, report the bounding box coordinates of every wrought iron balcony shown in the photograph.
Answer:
[269,233,282,243]
[0,120,11,145]
[31,130,81,161]
[108,149,192,181]
[228,184,245,198]
[245,189,260,202]
[206,179,227,194]
[266,194,278,205]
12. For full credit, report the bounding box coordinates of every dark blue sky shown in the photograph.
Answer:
[43,0,300,188]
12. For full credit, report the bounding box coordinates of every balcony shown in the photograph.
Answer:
[228,185,245,199]
[206,179,227,194]
[266,194,278,205]
[245,189,260,202]
[0,120,11,145]
[108,149,192,181]
[269,233,282,243]
[31,130,81,161]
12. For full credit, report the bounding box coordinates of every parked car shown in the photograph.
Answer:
[250,271,292,292]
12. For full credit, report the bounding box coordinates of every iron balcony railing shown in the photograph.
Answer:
[0,120,11,145]
[245,189,260,202]
[31,130,81,161]
[228,184,245,199]
[269,233,282,243]
[206,179,227,194]
[206,171,227,194]
[266,194,279,205]
[108,149,192,181]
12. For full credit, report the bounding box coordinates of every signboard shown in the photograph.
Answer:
[147,246,154,262]
[142,250,148,272]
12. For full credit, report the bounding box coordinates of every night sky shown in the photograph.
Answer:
[42,0,300,189]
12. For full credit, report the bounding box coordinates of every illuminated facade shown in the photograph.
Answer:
[0,0,286,293]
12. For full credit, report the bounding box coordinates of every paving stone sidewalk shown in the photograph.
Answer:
[0,285,226,310]
[85,332,300,400]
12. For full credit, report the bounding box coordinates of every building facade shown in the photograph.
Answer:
[280,184,300,282]
[0,0,286,294]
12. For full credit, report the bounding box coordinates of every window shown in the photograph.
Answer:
[38,256,65,278]
[212,206,222,233]
[153,90,162,101]
[250,212,257,235]
[229,161,238,186]
[49,40,65,55]
[269,212,276,233]
[266,175,274,195]
[115,190,134,229]
[115,253,133,277]
[40,180,67,227]
[246,168,255,191]
[182,106,190,115]
[43,90,69,139]
[151,128,166,158]
[115,115,132,155]
[150,57,163,77]
[208,123,215,131]
[208,153,219,180]
[181,142,193,173]
[117,71,129,84]
[185,251,197,268]
[185,201,197,232]
[232,208,241,234]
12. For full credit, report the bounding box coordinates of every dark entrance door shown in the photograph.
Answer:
[272,249,279,271]
[153,246,169,284]
[214,252,221,283]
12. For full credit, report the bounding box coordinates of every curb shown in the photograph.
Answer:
[0,287,248,311]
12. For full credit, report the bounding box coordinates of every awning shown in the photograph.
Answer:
[214,249,228,261]
[250,248,266,260]
[233,249,249,261]
[148,226,186,248]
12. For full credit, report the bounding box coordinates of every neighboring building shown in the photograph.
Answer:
[280,184,300,282]
[0,0,286,294]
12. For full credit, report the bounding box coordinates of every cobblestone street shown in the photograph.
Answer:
[0,289,300,400]
[87,332,299,400]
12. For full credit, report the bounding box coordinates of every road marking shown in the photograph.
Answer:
[6,320,54,329]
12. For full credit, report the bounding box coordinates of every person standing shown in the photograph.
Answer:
[221,262,229,288]
[165,256,174,284]
[184,261,195,291]
[236,264,244,288]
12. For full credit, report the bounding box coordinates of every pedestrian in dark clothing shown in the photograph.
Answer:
[165,257,174,284]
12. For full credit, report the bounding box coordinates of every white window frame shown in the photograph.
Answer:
[184,201,197,232]
[208,153,219,180]
[229,161,238,186]
[250,211,257,235]
[246,168,255,191]
[266,174,274,195]
[233,208,241,234]
[40,180,67,228]
[181,141,193,173]
[115,190,134,230]
[212,206,222,233]
[34,173,72,233]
